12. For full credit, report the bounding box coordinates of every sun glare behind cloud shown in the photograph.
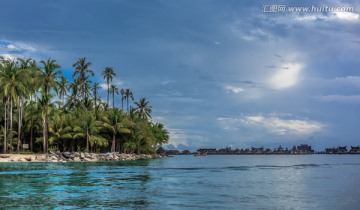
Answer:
[269,63,302,89]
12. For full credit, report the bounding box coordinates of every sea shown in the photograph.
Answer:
[0,155,360,209]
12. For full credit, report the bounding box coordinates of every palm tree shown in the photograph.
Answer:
[121,88,125,111]
[124,88,134,113]
[152,123,169,148]
[98,109,131,152]
[102,67,116,105]
[39,58,61,153]
[72,57,94,95]
[92,82,101,119]
[58,76,68,105]
[134,98,152,119]
[72,57,94,152]
[23,100,41,152]
[109,84,119,109]
[16,58,36,153]
[0,58,30,153]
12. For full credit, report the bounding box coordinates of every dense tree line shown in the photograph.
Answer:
[0,57,169,154]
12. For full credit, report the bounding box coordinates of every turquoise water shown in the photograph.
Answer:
[1,155,360,209]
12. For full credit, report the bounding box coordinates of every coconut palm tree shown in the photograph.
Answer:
[92,82,101,120]
[39,58,61,153]
[98,108,131,152]
[16,58,35,153]
[58,76,69,106]
[23,100,41,152]
[72,57,94,152]
[109,84,119,109]
[152,123,169,148]
[72,57,94,95]
[124,88,134,113]
[121,88,125,111]
[102,67,116,105]
[0,58,30,153]
[134,98,152,119]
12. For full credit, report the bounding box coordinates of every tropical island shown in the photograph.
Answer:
[0,56,169,162]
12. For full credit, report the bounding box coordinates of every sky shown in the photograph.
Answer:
[1,0,359,151]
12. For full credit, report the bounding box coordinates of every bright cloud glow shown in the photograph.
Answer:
[246,115,264,123]
[244,114,323,136]
[269,63,302,89]
[218,114,323,136]
[333,12,359,21]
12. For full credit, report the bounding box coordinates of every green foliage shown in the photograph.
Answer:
[0,57,170,154]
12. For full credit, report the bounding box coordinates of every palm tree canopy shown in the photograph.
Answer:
[72,57,94,82]
[102,66,116,83]
[134,98,152,119]
[39,58,62,95]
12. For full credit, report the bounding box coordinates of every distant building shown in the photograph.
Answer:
[349,146,360,154]
[291,144,314,154]
[325,147,337,154]
[197,148,217,154]
[337,146,347,154]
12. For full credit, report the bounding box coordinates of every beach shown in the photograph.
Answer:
[0,152,162,163]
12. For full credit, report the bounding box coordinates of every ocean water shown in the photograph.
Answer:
[0,155,360,209]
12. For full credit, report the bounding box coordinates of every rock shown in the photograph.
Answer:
[84,152,91,158]
[84,158,92,162]
[63,152,74,159]
[74,157,81,162]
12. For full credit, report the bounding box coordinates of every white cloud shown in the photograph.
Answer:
[99,78,125,90]
[224,85,244,94]
[167,128,189,148]
[218,114,323,136]
[333,11,359,22]
[161,80,176,85]
[269,63,302,89]
[0,40,38,60]
[246,115,264,123]
[0,53,16,60]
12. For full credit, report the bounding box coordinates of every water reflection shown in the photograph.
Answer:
[0,160,154,209]
[1,156,360,209]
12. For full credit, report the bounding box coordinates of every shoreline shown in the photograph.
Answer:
[0,152,163,163]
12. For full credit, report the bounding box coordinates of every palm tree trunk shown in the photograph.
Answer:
[9,99,13,153]
[85,108,89,152]
[111,133,116,152]
[43,111,49,153]
[30,122,33,152]
[121,97,124,111]
[94,95,98,120]
[3,98,7,154]
[112,92,115,109]
[107,82,110,105]
[17,98,22,153]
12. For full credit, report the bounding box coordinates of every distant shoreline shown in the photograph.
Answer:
[0,152,163,163]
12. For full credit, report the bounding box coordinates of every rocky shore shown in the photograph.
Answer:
[0,152,163,163]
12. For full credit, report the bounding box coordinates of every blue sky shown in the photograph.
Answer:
[1,0,360,150]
